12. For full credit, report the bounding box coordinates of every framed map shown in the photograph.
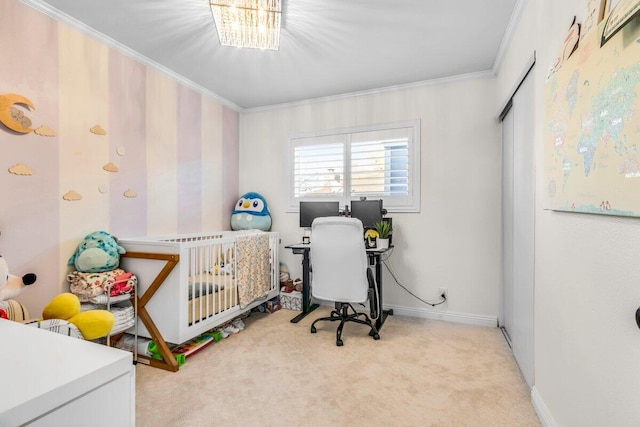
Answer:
[544,19,640,217]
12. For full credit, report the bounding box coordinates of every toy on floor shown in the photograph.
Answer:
[230,192,272,231]
[68,231,126,273]
[27,293,114,340]
[0,255,36,319]
[143,330,224,367]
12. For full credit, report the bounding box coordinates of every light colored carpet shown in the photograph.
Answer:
[136,308,541,427]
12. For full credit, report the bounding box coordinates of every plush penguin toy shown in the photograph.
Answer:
[230,192,272,231]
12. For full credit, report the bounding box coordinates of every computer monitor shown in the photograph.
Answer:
[350,199,384,228]
[299,201,340,228]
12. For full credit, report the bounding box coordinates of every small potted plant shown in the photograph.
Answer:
[374,220,392,249]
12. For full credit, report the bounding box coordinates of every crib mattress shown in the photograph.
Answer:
[187,283,238,325]
[189,272,233,287]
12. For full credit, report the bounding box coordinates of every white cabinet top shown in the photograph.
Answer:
[0,319,132,426]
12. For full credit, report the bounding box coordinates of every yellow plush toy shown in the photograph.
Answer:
[38,293,115,340]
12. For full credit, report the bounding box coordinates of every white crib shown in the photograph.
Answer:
[118,230,279,371]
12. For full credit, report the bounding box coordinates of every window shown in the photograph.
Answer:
[288,120,420,212]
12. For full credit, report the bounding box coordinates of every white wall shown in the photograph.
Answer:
[497,0,640,425]
[240,77,502,323]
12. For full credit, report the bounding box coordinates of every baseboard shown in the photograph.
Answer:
[314,301,497,327]
[384,304,498,327]
[531,386,558,427]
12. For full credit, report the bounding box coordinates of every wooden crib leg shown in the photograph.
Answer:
[137,307,178,371]
[121,252,180,372]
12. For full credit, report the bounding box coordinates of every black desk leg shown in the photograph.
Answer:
[290,248,319,323]
[373,253,393,331]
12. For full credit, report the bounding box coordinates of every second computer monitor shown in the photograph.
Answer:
[299,201,340,228]
[350,199,383,228]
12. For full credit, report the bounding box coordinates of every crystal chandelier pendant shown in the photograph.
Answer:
[210,0,282,50]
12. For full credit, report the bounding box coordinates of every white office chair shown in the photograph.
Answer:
[309,217,380,346]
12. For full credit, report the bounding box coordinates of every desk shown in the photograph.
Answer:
[284,243,394,331]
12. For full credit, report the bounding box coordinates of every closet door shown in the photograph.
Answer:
[501,69,535,388]
[502,106,515,345]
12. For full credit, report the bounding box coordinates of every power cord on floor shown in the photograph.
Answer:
[381,250,447,307]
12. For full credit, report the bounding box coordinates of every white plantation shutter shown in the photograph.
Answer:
[288,120,420,212]
[350,128,410,199]
[293,137,345,197]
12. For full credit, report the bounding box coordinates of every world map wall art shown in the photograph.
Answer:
[545,15,640,217]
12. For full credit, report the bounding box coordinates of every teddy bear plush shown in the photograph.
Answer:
[0,254,36,320]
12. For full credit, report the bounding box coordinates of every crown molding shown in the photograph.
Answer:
[19,0,243,112]
[492,0,528,75]
[244,69,496,113]
[20,0,522,114]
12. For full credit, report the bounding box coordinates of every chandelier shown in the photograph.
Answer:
[210,0,282,50]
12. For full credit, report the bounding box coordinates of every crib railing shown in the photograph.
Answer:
[119,231,279,371]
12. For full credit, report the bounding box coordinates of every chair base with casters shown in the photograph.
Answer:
[310,302,380,346]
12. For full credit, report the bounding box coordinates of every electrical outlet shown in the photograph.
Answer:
[439,287,448,301]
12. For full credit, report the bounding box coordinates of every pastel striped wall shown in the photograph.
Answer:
[201,97,224,231]
[108,50,147,239]
[177,85,202,233]
[0,0,60,313]
[146,69,179,235]
[0,0,239,315]
[58,25,110,284]
[222,106,240,224]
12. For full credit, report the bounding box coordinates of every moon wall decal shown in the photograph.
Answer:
[0,93,36,133]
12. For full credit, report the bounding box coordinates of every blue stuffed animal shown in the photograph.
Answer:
[68,231,125,273]
[231,192,272,231]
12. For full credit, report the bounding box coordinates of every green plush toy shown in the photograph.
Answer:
[68,231,126,273]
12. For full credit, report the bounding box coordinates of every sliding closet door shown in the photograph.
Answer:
[501,69,535,387]
[502,108,515,344]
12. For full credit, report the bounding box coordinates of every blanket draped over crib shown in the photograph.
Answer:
[236,233,271,308]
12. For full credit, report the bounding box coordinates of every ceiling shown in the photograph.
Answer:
[30,0,520,110]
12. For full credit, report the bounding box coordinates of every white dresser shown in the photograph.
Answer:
[0,319,134,426]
